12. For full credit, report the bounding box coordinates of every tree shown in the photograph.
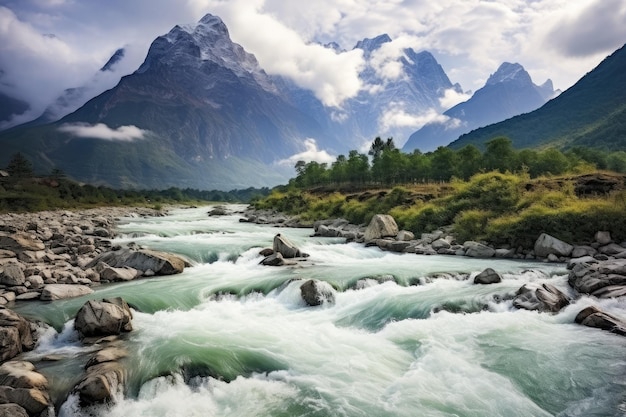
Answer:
[430,146,459,181]
[6,152,33,178]
[346,150,370,184]
[457,145,483,180]
[483,137,516,173]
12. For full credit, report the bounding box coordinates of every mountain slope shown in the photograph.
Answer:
[449,44,626,151]
[403,62,554,152]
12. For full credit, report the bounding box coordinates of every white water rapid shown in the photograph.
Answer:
[15,206,626,417]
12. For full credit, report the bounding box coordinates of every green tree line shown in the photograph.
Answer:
[291,137,626,189]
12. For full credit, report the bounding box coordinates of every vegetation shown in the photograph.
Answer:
[255,137,626,247]
[0,154,269,212]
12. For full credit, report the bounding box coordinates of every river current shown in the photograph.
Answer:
[14,205,626,416]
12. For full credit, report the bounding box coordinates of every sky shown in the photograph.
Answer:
[1,0,625,128]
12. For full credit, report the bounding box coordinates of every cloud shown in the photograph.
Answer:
[380,104,451,131]
[277,138,335,166]
[438,88,471,110]
[58,123,149,141]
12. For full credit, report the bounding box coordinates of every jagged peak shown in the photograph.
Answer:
[100,48,125,72]
[354,34,392,53]
[324,41,344,53]
[486,62,531,85]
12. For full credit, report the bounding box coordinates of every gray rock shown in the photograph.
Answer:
[364,215,399,242]
[258,248,274,257]
[571,246,597,258]
[260,253,285,266]
[534,233,573,258]
[0,309,34,362]
[0,264,25,287]
[88,249,186,275]
[599,243,626,256]
[432,238,451,250]
[595,231,612,245]
[0,385,50,415]
[273,234,307,258]
[396,230,415,242]
[74,361,127,405]
[85,347,128,369]
[26,275,44,289]
[99,266,139,282]
[575,306,626,336]
[0,403,28,417]
[463,241,495,258]
[40,284,93,301]
[15,293,40,301]
[474,268,502,284]
[300,280,335,306]
[513,284,569,313]
[74,298,133,338]
[567,256,597,269]
[0,233,45,252]
[495,248,516,258]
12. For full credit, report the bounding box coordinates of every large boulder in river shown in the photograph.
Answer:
[513,283,570,313]
[0,361,50,416]
[0,309,34,362]
[88,249,185,276]
[273,234,307,259]
[534,233,573,258]
[300,280,335,306]
[473,268,502,284]
[40,284,93,301]
[364,215,399,242]
[74,361,127,406]
[575,306,626,336]
[74,298,133,338]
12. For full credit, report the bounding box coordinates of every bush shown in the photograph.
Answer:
[453,209,494,243]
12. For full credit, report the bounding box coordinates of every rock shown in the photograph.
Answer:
[385,241,412,253]
[74,298,133,338]
[40,284,93,301]
[0,265,25,287]
[463,241,495,258]
[17,251,46,264]
[258,248,274,257]
[300,280,335,306]
[0,233,45,252]
[534,233,573,258]
[260,253,285,267]
[595,231,612,245]
[474,268,502,284]
[598,243,626,256]
[364,215,399,242]
[571,246,596,258]
[0,250,16,259]
[208,207,227,216]
[0,361,48,390]
[15,293,40,301]
[514,284,570,313]
[74,361,126,405]
[396,230,415,242]
[91,228,111,238]
[567,256,597,269]
[88,249,186,275]
[0,386,50,415]
[0,403,28,417]
[26,275,44,289]
[0,309,34,362]
[592,285,626,298]
[432,238,451,250]
[495,248,516,258]
[575,306,626,336]
[85,347,128,369]
[99,266,139,282]
[273,234,307,258]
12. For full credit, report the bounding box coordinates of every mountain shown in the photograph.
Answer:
[342,35,461,147]
[403,62,555,152]
[449,44,626,151]
[0,14,329,189]
[0,90,29,126]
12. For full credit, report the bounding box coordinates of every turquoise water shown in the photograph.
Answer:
[14,206,626,416]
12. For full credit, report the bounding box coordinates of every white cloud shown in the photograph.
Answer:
[380,104,451,131]
[438,88,471,110]
[277,138,335,166]
[58,123,149,141]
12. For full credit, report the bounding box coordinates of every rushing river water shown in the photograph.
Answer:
[13,205,626,417]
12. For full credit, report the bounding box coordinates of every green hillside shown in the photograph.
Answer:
[449,44,626,151]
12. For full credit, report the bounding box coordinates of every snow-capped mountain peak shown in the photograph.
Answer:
[486,62,531,85]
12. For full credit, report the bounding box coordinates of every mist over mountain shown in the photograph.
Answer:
[403,62,556,152]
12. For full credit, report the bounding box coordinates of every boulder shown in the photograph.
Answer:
[74,298,133,338]
[473,268,502,284]
[364,215,399,242]
[260,253,285,267]
[273,234,307,259]
[258,248,274,257]
[575,306,626,336]
[568,259,626,298]
[0,386,50,415]
[0,361,48,390]
[99,266,139,282]
[432,238,451,250]
[85,347,128,369]
[396,230,415,242]
[40,284,93,301]
[0,404,28,417]
[595,231,612,245]
[571,246,596,258]
[88,249,185,275]
[463,241,495,258]
[514,284,570,313]
[74,361,126,406]
[0,233,45,252]
[0,309,34,362]
[0,264,25,287]
[534,233,573,258]
[0,250,15,259]
[598,243,626,256]
[300,280,335,306]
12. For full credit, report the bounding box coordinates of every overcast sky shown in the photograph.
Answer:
[1,0,625,124]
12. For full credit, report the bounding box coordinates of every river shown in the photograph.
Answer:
[13,205,626,416]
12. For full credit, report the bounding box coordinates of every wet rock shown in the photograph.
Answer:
[99,266,139,282]
[0,403,29,417]
[88,249,185,276]
[575,306,626,336]
[0,308,34,362]
[513,284,569,312]
[364,214,398,242]
[568,259,626,298]
[300,279,335,306]
[0,361,48,390]
[0,386,51,416]
[463,241,495,258]
[208,207,227,216]
[74,361,127,405]
[273,234,307,259]
[474,268,502,284]
[40,284,93,301]
[74,298,133,338]
[0,264,25,287]
[85,347,128,369]
[260,253,285,267]
[258,248,274,257]
[534,233,573,258]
